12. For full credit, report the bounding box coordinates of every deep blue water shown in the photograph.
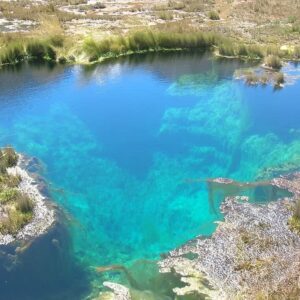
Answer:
[0,53,300,298]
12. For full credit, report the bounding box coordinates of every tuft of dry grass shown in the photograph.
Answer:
[264,55,282,69]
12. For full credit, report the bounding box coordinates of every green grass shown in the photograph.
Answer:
[0,34,63,66]
[0,29,297,67]
[83,30,224,62]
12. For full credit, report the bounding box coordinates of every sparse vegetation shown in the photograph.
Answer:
[0,147,34,236]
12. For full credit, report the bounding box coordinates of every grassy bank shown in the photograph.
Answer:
[1,26,300,67]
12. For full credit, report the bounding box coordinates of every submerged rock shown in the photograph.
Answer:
[158,174,300,299]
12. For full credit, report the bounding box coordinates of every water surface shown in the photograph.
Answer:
[1,53,300,298]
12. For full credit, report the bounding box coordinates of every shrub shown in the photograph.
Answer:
[208,11,220,20]
[264,55,282,69]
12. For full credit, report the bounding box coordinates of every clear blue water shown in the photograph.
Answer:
[1,53,300,298]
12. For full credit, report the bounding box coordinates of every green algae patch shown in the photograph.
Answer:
[0,147,34,236]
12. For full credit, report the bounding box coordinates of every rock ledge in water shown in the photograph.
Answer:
[159,174,300,299]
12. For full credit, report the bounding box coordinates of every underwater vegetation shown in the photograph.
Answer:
[0,55,300,298]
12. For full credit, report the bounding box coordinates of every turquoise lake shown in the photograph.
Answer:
[1,53,300,299]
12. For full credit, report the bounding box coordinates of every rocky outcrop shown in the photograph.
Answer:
[158,174,300,299]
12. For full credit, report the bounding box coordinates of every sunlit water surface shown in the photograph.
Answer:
[1,53,300,299]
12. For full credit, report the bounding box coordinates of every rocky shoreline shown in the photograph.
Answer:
[0,155,55,245]
[100,173,300,299]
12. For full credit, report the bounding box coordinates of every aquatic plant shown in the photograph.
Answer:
[274,72,284,86]
[264,55,282,69]
[245,71,259,85]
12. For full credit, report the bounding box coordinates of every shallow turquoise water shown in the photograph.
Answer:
[1,53,300,298]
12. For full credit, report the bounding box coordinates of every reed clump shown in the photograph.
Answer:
[264,55,282,69]
[0,36,63,65]
[274,72,284,86]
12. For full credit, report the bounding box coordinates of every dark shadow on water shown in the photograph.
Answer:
[0,214,91,300]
